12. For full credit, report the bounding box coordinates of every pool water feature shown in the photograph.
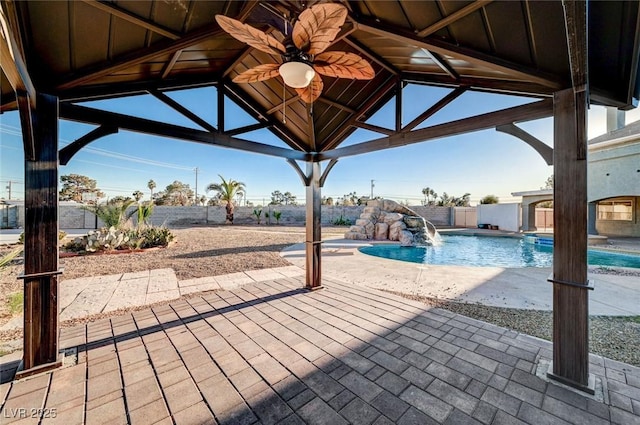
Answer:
[359,235,640,269]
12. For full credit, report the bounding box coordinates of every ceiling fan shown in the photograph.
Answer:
[215,3,374,103]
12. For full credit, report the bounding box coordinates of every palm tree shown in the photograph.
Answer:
[147,179,156,201]
[206,175,246,224]
[133,190,144,202]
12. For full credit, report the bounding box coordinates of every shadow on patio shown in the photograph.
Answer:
[1,277,639,424]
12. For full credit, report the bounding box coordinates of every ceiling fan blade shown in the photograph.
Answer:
[295,73,324,103]
[215,15,285,56]
[292,3,348,55]
[314,52,375,79]
[233,64,281,84]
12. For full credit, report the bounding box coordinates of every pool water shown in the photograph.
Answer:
[358,235,640,269]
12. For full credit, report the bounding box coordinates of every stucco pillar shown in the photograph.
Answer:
[521,202,537,231]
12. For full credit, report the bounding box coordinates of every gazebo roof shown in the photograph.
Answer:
[2,1,639,157]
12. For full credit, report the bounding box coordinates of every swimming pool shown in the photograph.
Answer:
[358,235,640,268]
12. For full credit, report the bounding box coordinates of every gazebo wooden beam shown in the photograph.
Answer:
[318,98,553,160]
[0,1,36,159]
[79,0,181,40]
[56,1,260,90]
[354,18,564,90]
[416,0,495,38]
[59,103,310,161]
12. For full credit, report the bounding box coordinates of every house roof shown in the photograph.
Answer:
[1,1,639,157]
[589,119,640,145]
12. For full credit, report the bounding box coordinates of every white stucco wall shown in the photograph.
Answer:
[588,138,640,202]
[477,203,521,232]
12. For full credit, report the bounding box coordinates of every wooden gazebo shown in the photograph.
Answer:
[2,0,639,393]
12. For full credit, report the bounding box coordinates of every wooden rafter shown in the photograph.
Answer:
[1,1,36,159]
[149,90,217,133]
[562,0,588,90]
[352,122,394,136]
[318,98,553,160]
[161,50,182,79]
[342,37,398,76]
[80,0,181,40]
[402,87,466,132]
[223,82,308,152]
[418,0,494,38]
[59,103,309,161]
[0,1,35,102]
[401,72,556,97]
[354,18,564,90]
[428,51,459,81]
[320,76,399,152]
[56,2,260,90]
[224,123,268,137]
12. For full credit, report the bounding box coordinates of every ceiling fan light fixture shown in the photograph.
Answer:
[279,61,315,88]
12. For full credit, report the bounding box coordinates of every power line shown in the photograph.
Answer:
[1,123,194,171]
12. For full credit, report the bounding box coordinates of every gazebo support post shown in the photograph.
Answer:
[548,87,593,393]
[17,93,62,378]
[305,162,322,290]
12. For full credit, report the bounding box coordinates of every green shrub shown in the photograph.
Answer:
[253,208,262,224]
[64,225,174,252]
[135,226,174,248]
[273,210,282,224]
[7,292,23,314]
[65,226,131,252]
[332,215,352,226]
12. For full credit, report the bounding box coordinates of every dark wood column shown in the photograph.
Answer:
[548,88,592,392]
[305,162,322,289]
[19,93,62,377]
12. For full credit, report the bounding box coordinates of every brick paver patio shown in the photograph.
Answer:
[1,277,639,424]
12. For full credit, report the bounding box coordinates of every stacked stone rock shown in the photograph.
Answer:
[344,199,431,246]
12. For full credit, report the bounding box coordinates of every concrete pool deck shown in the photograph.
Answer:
[281,238,640,316]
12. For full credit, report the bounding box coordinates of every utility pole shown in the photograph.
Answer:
[194,167,199,205]
[5,181,13,200]
[370,179,375,199]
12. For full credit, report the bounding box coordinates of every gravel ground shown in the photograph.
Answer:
[1,225,639,367]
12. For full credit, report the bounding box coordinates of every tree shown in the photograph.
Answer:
[437,192,471,207]
[59,174,104,203]
[480,195,499,204]
[155,181,194,206]
[539,175,554,207]
[270,190,284,205]
[147,179,156,200]
[283,191,297,205]
[133,190,144,202]
[322,196,334,206]
[421,187,437,205]
[207,175,246,224]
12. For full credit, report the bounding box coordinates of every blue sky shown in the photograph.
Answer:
[1,84,638,205]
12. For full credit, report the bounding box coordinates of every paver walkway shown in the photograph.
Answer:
[1,277,639,424]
